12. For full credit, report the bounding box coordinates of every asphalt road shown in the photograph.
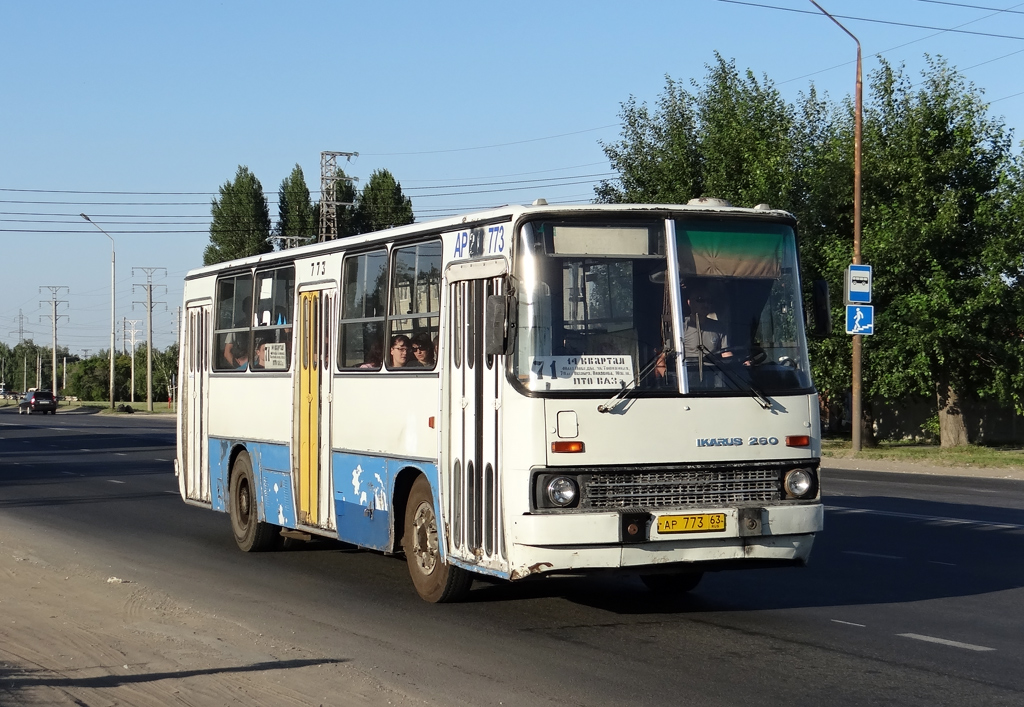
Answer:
[2,408,1023,705]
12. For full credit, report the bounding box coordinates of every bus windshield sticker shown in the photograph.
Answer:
[528,355,633,390]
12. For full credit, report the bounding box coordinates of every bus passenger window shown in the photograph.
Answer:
[213,272,254,371]
[339,249,387,370]
[388,240,441,370]
[252,266,295,371]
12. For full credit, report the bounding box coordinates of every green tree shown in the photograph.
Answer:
[598,54,1024,447]
[204,166,272,265]
[596,54,796,209]
[861,58,1023,446]
[275,164,317,249]
[355,169,414,233]
[331,168,360,238]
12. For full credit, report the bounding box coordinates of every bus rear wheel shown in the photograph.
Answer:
[229,452,278,552]
[404,475,471,603]
[640,571,704,594]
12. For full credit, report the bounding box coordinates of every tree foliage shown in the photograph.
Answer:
[204,166,272,265]
[599,54,1024,446]
[597,54,796,208]
[355,169,414,233]
[275,164,317,249]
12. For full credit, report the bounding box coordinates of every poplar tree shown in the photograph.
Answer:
[355,169,414,234]
[204,166,272,265]
[275,164,316,249]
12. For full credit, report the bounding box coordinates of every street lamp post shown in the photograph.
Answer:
[810,0,864,453]
[80,214,117,410]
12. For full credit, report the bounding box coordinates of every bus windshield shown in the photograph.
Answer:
[511,217,813,397]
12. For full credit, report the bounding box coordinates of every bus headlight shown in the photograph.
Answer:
[783,468,817,499]
[546,476,578,507]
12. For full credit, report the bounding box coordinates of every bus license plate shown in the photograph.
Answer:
[657,513,726,534]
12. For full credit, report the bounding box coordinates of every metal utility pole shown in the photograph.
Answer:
[318,151,358,243]
[10,309,33,343]
[39,286,68,395]
[80,214,117,410]
[811,0,864,452]
[126,320,141,403]
[133,268,166,411]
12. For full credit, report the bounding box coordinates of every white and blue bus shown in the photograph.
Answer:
[176,199,830,602]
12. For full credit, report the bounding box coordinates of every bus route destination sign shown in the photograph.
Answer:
[529,355,634,390]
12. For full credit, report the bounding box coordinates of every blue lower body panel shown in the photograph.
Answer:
[209,438,438,552]
[332,451,438,552]
[208,438,295,526]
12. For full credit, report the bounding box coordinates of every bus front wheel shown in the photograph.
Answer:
[404,475,471,603]
[229,452,278,552]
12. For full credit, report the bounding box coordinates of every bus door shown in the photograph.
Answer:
[295,287,337,529]
[445,275,507,569]
[181,302,211,503]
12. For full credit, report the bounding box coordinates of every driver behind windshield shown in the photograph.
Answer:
[682,279,731,359]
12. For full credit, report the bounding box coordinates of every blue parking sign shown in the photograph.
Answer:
[846,305,874,335]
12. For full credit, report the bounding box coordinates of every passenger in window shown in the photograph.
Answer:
[409,332,435,368]
[359,339,383,369]
[252,337,268,370]
[223,297,252,367]
[388,334,411,368]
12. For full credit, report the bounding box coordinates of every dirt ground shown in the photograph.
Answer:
[0,515,416,707]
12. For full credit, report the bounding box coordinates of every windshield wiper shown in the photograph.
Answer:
[697,345,773,410]
[597,349,673,413]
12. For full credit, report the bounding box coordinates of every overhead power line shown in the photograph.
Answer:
[717,0,1024,40]
[359,124,621,156]
[915,0,1024,15]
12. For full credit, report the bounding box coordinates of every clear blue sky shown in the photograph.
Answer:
[2,0,1022,355]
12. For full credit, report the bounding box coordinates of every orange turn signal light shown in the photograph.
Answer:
[786,435,811,447]
[551,441,585,453]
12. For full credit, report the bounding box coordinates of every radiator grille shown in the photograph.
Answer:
[582,467,782,510]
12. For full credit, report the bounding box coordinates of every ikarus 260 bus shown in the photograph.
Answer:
[176,199,830,602]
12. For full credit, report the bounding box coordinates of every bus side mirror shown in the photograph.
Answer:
[484,294,517,356]
[811,280,832,337]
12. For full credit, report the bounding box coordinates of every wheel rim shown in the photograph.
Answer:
[237,477,252,528]
[410,500,438,575]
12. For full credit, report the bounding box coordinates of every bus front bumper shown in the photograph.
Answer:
[506,502,822,580]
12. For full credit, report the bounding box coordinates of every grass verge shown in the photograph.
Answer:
[822,438,1024,468]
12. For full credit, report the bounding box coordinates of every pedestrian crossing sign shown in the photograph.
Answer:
[845,305,874,335]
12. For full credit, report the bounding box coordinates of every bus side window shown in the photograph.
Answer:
[339,249,387,370]
[252,265,295,371]
[213,272,254,371]
[388,240,441,370]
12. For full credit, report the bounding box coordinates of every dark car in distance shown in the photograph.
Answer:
[19,390,57,415]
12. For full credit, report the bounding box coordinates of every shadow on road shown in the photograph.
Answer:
[0,658,346,693]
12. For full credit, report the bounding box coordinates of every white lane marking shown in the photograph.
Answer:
[832,619,866,627]
[163,490,179,495]
[80,448,91,452]
[842,550,904,560]
[154,458,170,462]
[929,560,957,566]
[898,633,995,652]
[826,505,1024,531]
[114,452,127,456]
[61,471,77,476]
[108,480,125,484]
